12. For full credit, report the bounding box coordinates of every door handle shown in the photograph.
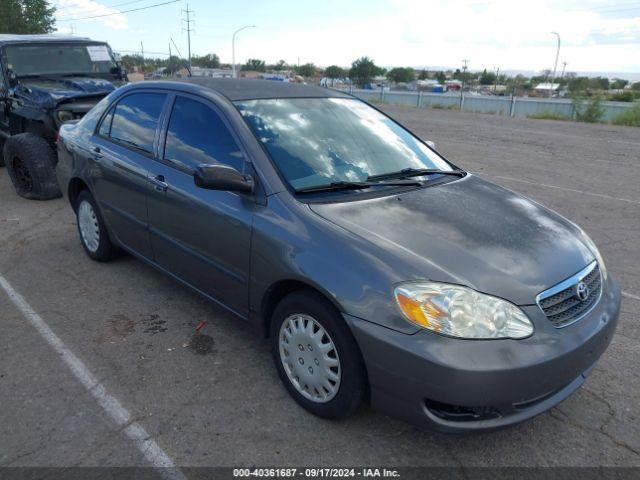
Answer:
[92,146,103,160]
[150,174,168,192]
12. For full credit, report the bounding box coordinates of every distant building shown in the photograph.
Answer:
[534,82,560,93]
[445,80,462,91]
[191,66,234,78]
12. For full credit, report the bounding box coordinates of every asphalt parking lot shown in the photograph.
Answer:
[1,107,639,472]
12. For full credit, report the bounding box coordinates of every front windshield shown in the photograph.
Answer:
[5,43,116,77]
[235,98,454,190]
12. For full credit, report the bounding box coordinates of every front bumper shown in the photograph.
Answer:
[345,276,621,433]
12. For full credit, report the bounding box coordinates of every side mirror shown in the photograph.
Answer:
[7,69,18,87]
[194,164,254,193]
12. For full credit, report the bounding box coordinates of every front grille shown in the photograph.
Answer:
[537,262,602,328]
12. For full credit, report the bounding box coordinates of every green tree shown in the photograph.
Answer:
[0,0,56,34]
[324,65,346,79]
[631,82,640,92]
[163,55,183,75]
[418,69,428,80]
[572,94,605,123]
[567,76,590,92]
[268,60,288,71]
[479,69,497,85]
[192,53,220,69]
[435,71,446,84]
[386,67,415,84]
[610,78,628,90]
[121,54,143,71]
[297,63,316,77]
[242,59,266,72]
[589,76,610,90]
[349,56,383,87]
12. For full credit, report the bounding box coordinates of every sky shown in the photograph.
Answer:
[52,0,640,77]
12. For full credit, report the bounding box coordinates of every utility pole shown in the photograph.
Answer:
[170,36,189,76]
[140,41,144,72]
[460,59,469,108]
[494,66,499,93]
[550,32,561,98]
[232,25,256,78]
[182,4,194,73]
[560,61,567,79]
[461,59,469,90]
[168,41,172,76]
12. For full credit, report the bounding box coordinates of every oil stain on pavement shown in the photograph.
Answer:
[141,313,167,335]
[189,332,215,355]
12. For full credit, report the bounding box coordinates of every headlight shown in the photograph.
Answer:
[581,233,607,281]
[57,110,74,122]
[394,282,533,339]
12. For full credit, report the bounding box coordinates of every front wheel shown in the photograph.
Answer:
[75,190,115,262]
[270,291,367,419]
[3,133,61,200]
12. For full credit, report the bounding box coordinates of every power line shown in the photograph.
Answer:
[55,0,150,17]
[56,0,181,22]
[182,3,194,72]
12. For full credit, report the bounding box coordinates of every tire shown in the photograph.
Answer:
[270,290,367,419]
[75,190,115,262]
[3,133,61,200]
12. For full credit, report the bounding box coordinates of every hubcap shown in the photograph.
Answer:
[12,157,33,192]
[279,314,341,403]
[78,200,100,253]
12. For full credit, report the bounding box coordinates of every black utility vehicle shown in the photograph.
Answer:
[0,35,126,199]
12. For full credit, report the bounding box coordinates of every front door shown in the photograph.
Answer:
[90,91,167,259]
[146,94,253,317]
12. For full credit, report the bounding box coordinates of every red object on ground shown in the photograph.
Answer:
[195,320,206,332]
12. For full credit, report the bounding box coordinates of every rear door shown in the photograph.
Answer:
[90,91,167,259]
[146,94,254,317]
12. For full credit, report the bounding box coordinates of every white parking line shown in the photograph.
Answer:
[622,291,640,302]
[488,175,640,206]
[0,274,186,480]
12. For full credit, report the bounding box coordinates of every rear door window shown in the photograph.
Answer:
[109,93,166,155]
[163,96,244,172]
[98,105,114,137]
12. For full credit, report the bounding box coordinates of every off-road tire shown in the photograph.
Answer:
[270,290,368,420]
[3,133,62,200]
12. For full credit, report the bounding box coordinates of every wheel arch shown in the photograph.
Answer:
[68,177,90,211]
[260,279,344,338]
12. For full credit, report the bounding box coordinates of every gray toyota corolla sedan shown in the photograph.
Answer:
[56,78,621,432]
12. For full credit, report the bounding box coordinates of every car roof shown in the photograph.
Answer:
[146,77,352,101]
[0,34,101,46]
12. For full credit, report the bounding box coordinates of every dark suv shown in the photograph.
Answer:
[0,34,126,199]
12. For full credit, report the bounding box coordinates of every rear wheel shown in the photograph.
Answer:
[75,190,115,262]
[4,133,61,200]
[270,291,367,419]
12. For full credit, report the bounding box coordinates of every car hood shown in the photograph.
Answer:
[309,175,594,305]
[16,76,118,108]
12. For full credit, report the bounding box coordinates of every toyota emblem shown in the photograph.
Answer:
[576,281,589,302]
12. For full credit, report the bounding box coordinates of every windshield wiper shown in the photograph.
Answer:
[61,73,96,77]
[295,179,421,194]
[367,167,465,181]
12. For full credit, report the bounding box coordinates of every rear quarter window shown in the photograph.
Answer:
[106,92,166,155]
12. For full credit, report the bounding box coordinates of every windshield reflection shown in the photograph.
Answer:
[235,98,453,190]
